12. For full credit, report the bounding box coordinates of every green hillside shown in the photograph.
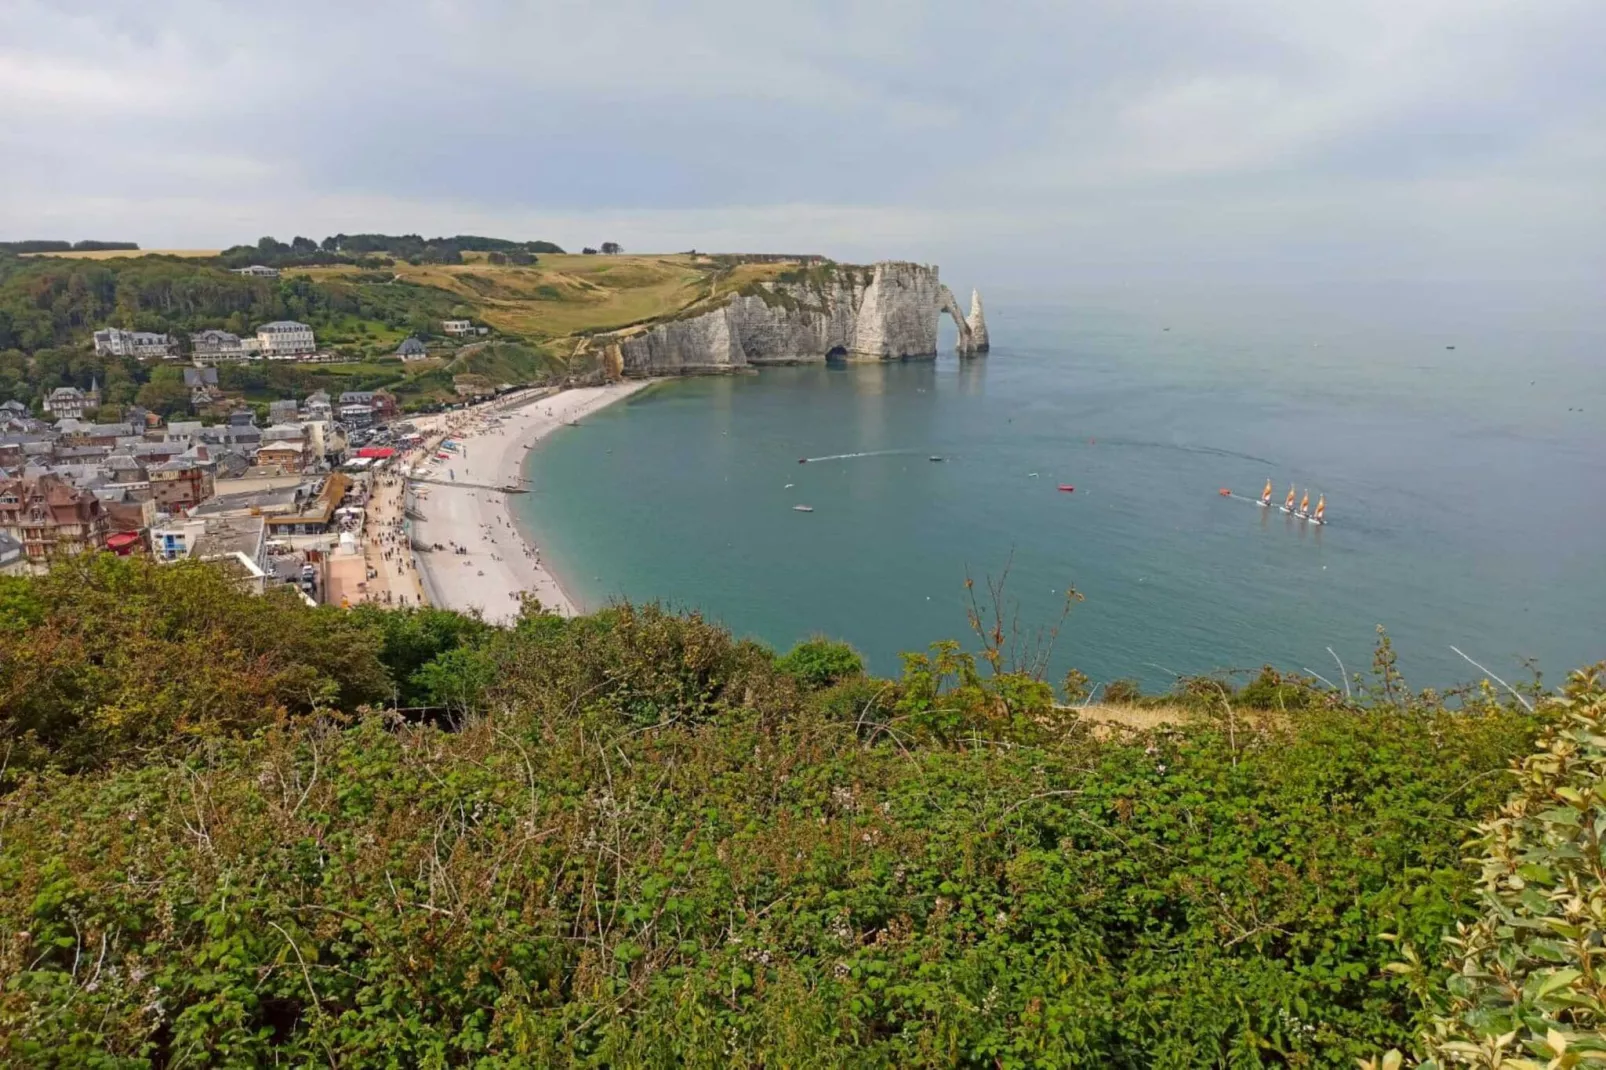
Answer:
[0,245,808,412]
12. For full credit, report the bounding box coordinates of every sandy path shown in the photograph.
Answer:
[411,381,652,623]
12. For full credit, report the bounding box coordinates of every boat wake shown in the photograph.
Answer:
[799,449,914,464]
[1095,438,1277,466]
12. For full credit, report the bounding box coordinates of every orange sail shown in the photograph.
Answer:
[1314,494,1326,522]
[1261,479,1273,504]
[1299,490,1310,514]
[1284,485,1296,510]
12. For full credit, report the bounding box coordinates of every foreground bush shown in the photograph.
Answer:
[1403,667,1606,1067]
[0,578,1550,1066]
[0,555,389,773]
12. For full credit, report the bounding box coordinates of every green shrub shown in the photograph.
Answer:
[1103,677,1143,704]
[0,558,1571,1066]
[777,636,865,690]
[1389,665,1606,1068]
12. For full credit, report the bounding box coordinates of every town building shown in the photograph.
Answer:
[232,264,280,278]
[0,531,27,575]
[256,321,316,359]
[148,449,217,515]
[257,439,309,474]
[396,337,429,361]
[93,327,173,359]
[269,399,299,424]
[0,474,110,564]
[337,402,373,428]
[44,382,98,420]
[191,330,253,362]
[192,473,351,537]
[442,319,475,336]
[0,399,34,429]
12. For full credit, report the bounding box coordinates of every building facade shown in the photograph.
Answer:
[149,458,217,514]
[0,474,110,563]
[44,386,90,419]
[256,321,316,359]
[191,330,252,362]
[93,327,173,359]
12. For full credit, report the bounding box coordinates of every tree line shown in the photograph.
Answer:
[0,239,139,254]
[216,233,565,269]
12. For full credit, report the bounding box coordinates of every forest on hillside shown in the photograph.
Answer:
[1,555,1599,1066]
[0,254,465,356]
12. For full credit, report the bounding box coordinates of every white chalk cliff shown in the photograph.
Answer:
[966,289,990,353]
[603,261,989,376]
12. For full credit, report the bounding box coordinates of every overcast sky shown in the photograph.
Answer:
[2,0,1601,284]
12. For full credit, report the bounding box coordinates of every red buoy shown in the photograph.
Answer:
[1058,484,1075,493]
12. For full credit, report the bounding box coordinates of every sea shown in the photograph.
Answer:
[515,281,1605,694]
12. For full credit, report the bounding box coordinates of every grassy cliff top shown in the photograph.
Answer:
[289,253,820,340]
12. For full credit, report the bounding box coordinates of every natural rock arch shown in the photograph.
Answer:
[939,286,983,356]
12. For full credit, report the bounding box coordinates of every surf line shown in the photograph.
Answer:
[798,449,913,464]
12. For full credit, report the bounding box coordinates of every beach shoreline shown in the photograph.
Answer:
[410,380,652,623]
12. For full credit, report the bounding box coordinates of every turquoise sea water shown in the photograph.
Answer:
[517,282,1605,691]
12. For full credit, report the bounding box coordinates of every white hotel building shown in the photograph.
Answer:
[92,327,173,359]
[255,321,317,359]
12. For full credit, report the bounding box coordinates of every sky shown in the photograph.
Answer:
[1,0,1602,286]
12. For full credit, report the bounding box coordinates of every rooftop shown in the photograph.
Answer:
[191,515,267,563]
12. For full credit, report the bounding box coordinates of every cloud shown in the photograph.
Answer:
[0,0,1599,282]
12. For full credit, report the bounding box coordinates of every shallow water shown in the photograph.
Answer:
[518,280,1605,691]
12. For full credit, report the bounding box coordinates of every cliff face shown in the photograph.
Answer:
[966,290,990,353]
[608,261,987,376]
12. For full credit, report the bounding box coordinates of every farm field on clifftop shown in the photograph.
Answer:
[290,253,752,339]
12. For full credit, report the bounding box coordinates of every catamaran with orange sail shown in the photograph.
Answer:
[1296,489,1311,519]
[1281,484,1297,514]
[1259,479,1273,508]
[1310,493,1326,526]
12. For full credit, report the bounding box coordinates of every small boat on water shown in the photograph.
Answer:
[1296,489,1311,520]
[793,504,814,512]
[1058,484,1075,493]
[798,457,809,464]
[1219,487,1231,497]
[1259,479,1273,508]
[1310,494,1326,525]
[929,456,945,462]
[1281,485,1297,514]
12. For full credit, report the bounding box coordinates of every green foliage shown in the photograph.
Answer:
[1398,666,1606,1068]
[0,555,390,775]
[0,240,137,254]
[777,636,865,689]
[348,604,493,709]
[0,559,1570,1066]
[1103,677,1144,704]
[0,255,460,358]
[453,341,565,386]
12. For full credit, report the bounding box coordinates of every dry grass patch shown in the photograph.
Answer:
[391,257,712,337]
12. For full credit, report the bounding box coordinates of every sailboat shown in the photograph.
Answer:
[1311,494,1326,526]
[1296,489,1311,520]
[1281,485,1297,514]
[1259,479,1274,508]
